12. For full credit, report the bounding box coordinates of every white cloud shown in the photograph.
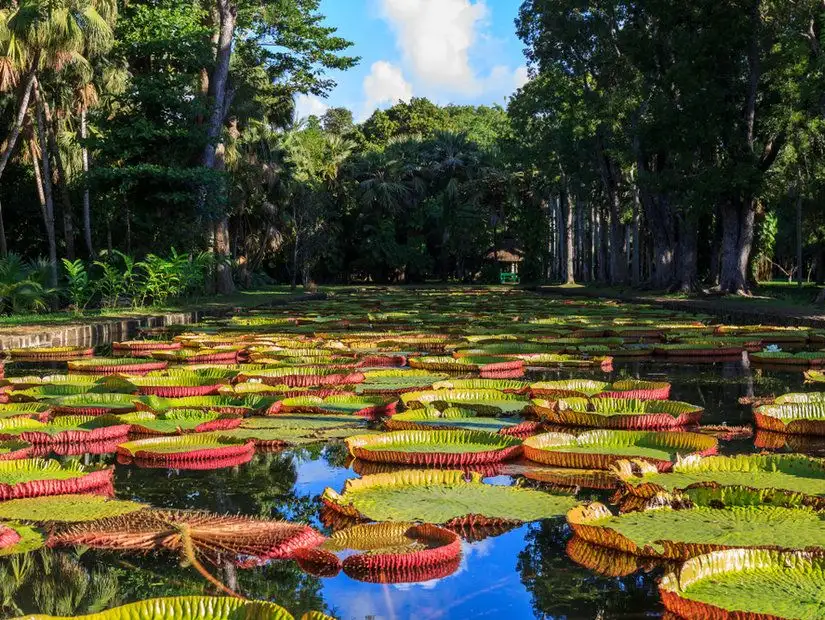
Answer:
[380,0,488,93]
[362,60,414,113]
[294,94,329,120]
[513,65,529,90]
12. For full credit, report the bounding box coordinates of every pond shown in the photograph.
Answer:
[0,289,817,619]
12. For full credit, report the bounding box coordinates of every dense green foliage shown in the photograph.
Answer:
[3,0,825,305]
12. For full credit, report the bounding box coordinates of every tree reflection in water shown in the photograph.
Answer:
[517,521,662,618]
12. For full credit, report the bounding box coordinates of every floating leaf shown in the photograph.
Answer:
[322,469,577,526]
[51,508,325,562]
[524,430,717,470]
[0,458,113,499]
[116,434,255,468]
[219,414,369,446]
[0,494,145,522]
[10,595,326,620]
[346,429,522,466]
[659,548,825,619]
[568,489,825,559]
[385,406,540,436]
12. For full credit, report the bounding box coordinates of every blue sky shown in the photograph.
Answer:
[295,0,527,121]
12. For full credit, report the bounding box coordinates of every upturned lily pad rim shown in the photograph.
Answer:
[524,430,717,470]
[9,595,327,620]
[659,548,825,620]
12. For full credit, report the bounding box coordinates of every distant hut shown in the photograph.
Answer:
[486,245,524,275]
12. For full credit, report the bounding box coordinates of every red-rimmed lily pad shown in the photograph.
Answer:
[321,469,577,526]
[135,394,277,416]
[50,393,139,416]
[567,488,825,560]
[0,458,113,499]
[0,415,131,445]
[120,410,243,436]
[322,522,462,584]
[345,429,522,466]
[237,367,365,387]
[613,453,825,507]
[67,357,168,375]
[8,346,93,361]
[385,406,540,436]
[532,398,703,429]
[116,433,255,468]
[659,548,825,620]
[523,430,717,470]
[50,508,326,563]
[400,389,529,415]
[9,596,322,620]
[122,375,225,398]
[218,414,371,447]
[754,402,825,435]
[279,394,397,418]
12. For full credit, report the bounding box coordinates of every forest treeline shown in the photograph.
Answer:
[1,0,825,307]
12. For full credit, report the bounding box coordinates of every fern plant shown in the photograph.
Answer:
[61,259,93,313]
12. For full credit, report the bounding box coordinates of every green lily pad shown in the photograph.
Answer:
[569,489,825,559]
[660,548,825,619]
[219,414,370,445]
[322,469,577,524]
[614,453,825,503]
[0,494,146,522]
[10,595,326,620]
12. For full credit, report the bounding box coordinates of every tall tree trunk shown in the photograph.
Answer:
[632,186,641,286]
[79,109,94,257]
[201,0,237,295]
[675,212,698,292]
[719,198,752,294]
[0,62,38,181]
[564,189,575,284]
[42,103,75,261]
[34,94,58,288]
[0,199,7,256]
[797,190,803,288]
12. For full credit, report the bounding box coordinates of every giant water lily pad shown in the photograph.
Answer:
[50,393,140,416]
[356,369,448,395]
[533,398,703,429]
[530,379,609,398]
[431,378,530,393]
[0,494,145,522]
[523,430,717,470]
[0,402,50,420]
[219,414,370,446]
[136,394,276,415]
[123,375,226,398]
[8,346,93,360]
[385,406,540,436]
[0,458,113,499]
[322,522,462,584]
[67,357,168,374]
[568,490,825,559]
[659,548,825,619]
[120,410,243,435]
[237,366,364,387]
[346,429,522,466]
[0,415,131,444]
[400,389,529,415]
[754,402,825,435]
[50,508,325,561]
[10,595,329,620]
[117,433,255,468]
[279,394,396,418]
[321,469,577,526]
[614,453,825,504]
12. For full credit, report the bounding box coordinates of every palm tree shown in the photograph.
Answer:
[0,0,115,260]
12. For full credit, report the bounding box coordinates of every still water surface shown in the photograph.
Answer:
[1,358,807,620]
